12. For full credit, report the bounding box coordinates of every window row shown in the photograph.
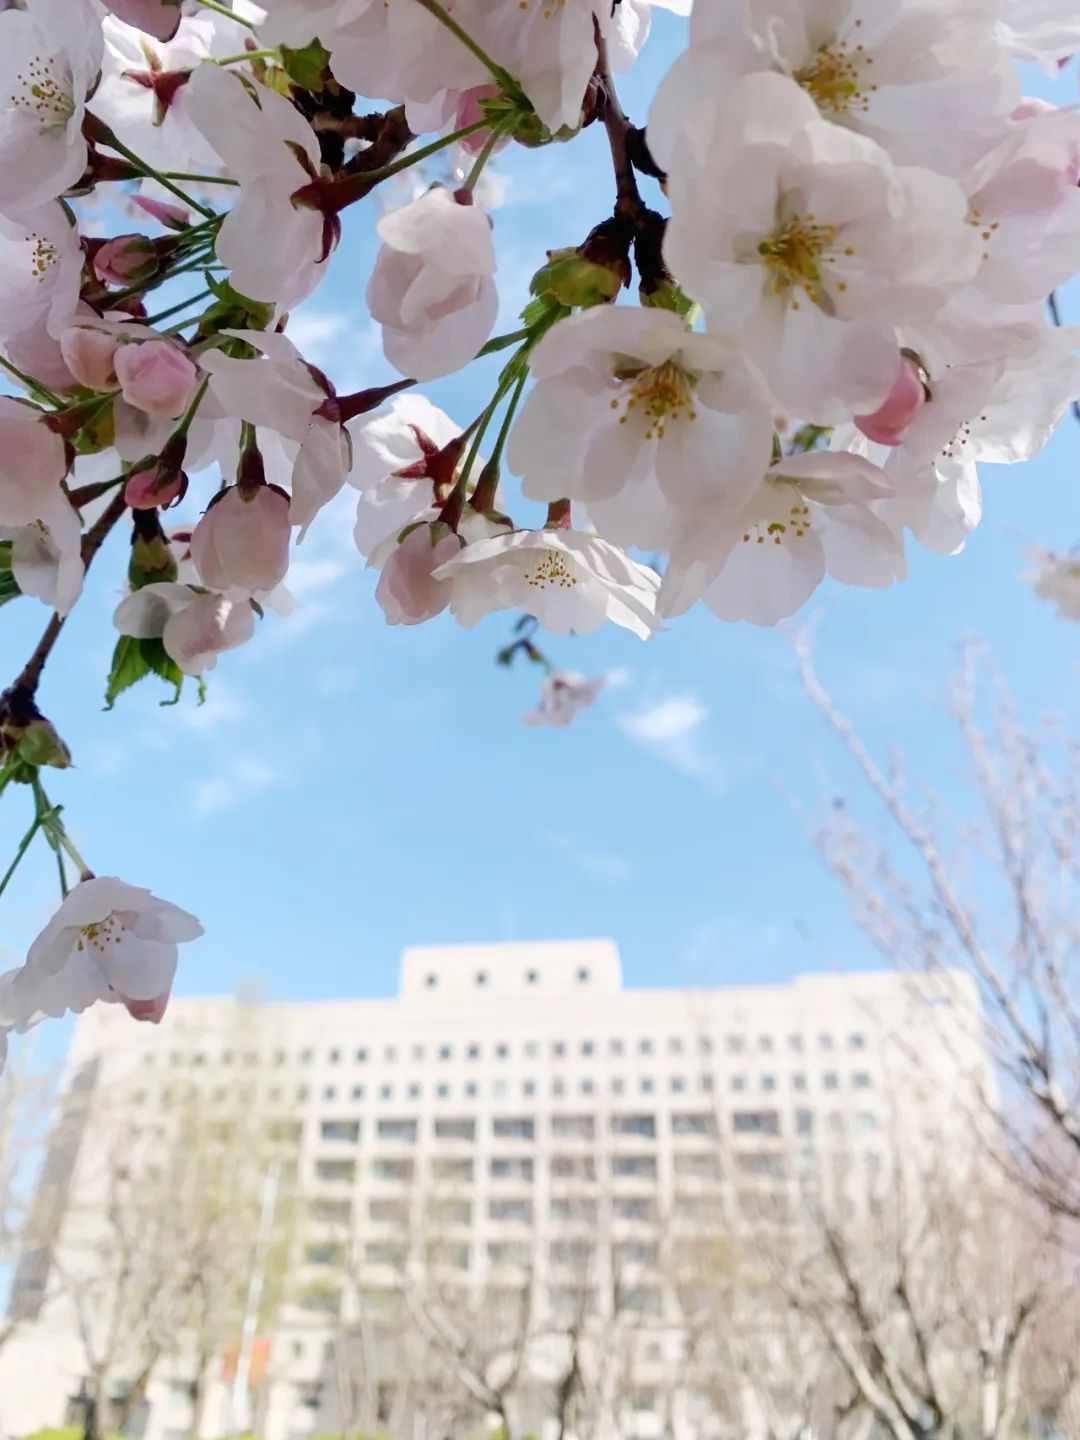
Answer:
[151,1030,871,1070]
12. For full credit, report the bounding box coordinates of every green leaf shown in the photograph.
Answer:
[104,636,184,710]
[280,39,331,90]
[0,566,19,608]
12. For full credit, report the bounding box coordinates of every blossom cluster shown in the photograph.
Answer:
[1,0,1080,1061]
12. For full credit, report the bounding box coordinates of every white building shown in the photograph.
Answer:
[0,940,992,1440]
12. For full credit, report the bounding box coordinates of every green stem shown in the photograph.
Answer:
[31,774,91,885]
[214,49,279,66]
[477,328,529,358]
[173,377,210,441]
[196,0,255,27]
[146,288,213,327]
[488,370,527,473]
[162,172,240,187]
[0,814,41,902]
[408,0,521,94]
[104,250,217,306]
[0,354,63,408]
[361,119,489,186]
[458,118,513,196]
[95,129,216,220]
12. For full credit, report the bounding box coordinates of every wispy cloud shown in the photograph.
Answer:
[179,678,246,732]
[616,693,719,783]
[193,758,277,818]
[541,831,630,884]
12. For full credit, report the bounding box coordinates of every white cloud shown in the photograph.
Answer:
[283,309,348,364]
[542,831,630,883]
[179,678,246,732]
[193,757,276,817]
[617,694,718,782]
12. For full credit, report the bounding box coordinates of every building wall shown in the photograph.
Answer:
[0,941,992,1440]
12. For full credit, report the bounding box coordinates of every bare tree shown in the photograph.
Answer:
[795,634,1080,1217]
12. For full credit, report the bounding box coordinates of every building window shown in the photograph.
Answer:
[315,1159,355,1183]
[552,1041,566,1058]
[700,1075,714,1093]
[852,1072,873,1089]
[698,1036,713,1055]
[849,1033,866,1050]
[525,969,539,985]
[296,1086,309,1102]
[321,1120,360,1143]
[492,1080,507,1099]
[438,1045,452,1061]
[788,1034,804,1052]
[792,1073,807,1091]
[435,1118,475,1140]
[552,1114,595,1139]
[379,1084,392,1100]
[378,1119,418,1142]
[610,1038,625,1056]
[640,1077,654,1094]
[581,1040,595,1056]
[732,1109,780,1136]
[612,1114,656,1138]
[581,1078,595,1095]
[668,1037,684,1055]
[299,1048,313,1064]
[672,1112,714,1136]
[823,1072,839,1090]
[761,1075,776,1092]
[818,1034,834,1051]
[612,1155,657,1179]
[523,1080,536,1097]
[524,1041,539,1058]
[638,1038,653,1055]
[467,1044,480,1060]
[489,1199,533,1223]
[425,973,437,988]
[412,1045,425,1061]
[475,971,488,987]
[795,1108,814,1136]
[490,1157,534,1181]
[493,1116,535,1141]
[730,1075,746,1092]
[857,1111,878,1130]
[611,1077,625,1096]
[757,1036,774,1053]
[372,1158,414,1181]
[436,1083,450,1099]
[671,1077,685,1093]
[576,967,590,983]
[726,1036,745,1054]
[328,1048,341,1065]
[465,1082,478,1098]
[323,1086,336,1101]
[355,1048,368,1063]
[552,1079,565,1096]
[352,1085,365,1101]
[495,1043,509,1059]
[407,1084,421,1100]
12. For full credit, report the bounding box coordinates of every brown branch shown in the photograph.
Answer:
[3,491,128,706]
[593,22,642,218]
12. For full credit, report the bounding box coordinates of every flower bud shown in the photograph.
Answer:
[93,234,159,288]
[530,250,625,309]
[60,325,119,391]
[13,716,72,770]
[375,523,460,626]
[125,464,186,511]
[854,354,928,447]
[454,85,510,157]
[191,483,291,598]
[113,340,199,420]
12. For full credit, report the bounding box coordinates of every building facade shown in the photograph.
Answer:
[0,941,992,1440]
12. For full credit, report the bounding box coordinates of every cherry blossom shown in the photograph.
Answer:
[0,397,70,530]
[0,878,202,1034]
[368,186,498,382]
[509,306,774,549]
[433,528,662,639]
[190,483,292,599]
[522,671,606,728]
[2,503,83,616]
[0,0,104,212]
[113,581,256,675]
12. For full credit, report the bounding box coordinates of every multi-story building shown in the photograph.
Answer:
[0,940,992,1440]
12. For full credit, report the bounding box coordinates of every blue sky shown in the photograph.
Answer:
[2,15,1079,1053]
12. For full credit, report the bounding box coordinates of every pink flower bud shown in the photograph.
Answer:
[59,325,119,391]
[93,234,158,287]
[114,340,199,420]
[124,462,186,511]
[132,193,190,231]
[191,484,291,597]
[454,85,510,157]
[376,523,460,625]
[1012,97,1057,121]
[854,355,927,447]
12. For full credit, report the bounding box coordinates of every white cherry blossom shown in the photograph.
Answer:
[522,670,606,728]
[368,186,497,382]
[0,878,202,1034]
[114,581,256,675]
[433,528,662,639]
[0,0,104,212]
[509,306,774,550]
